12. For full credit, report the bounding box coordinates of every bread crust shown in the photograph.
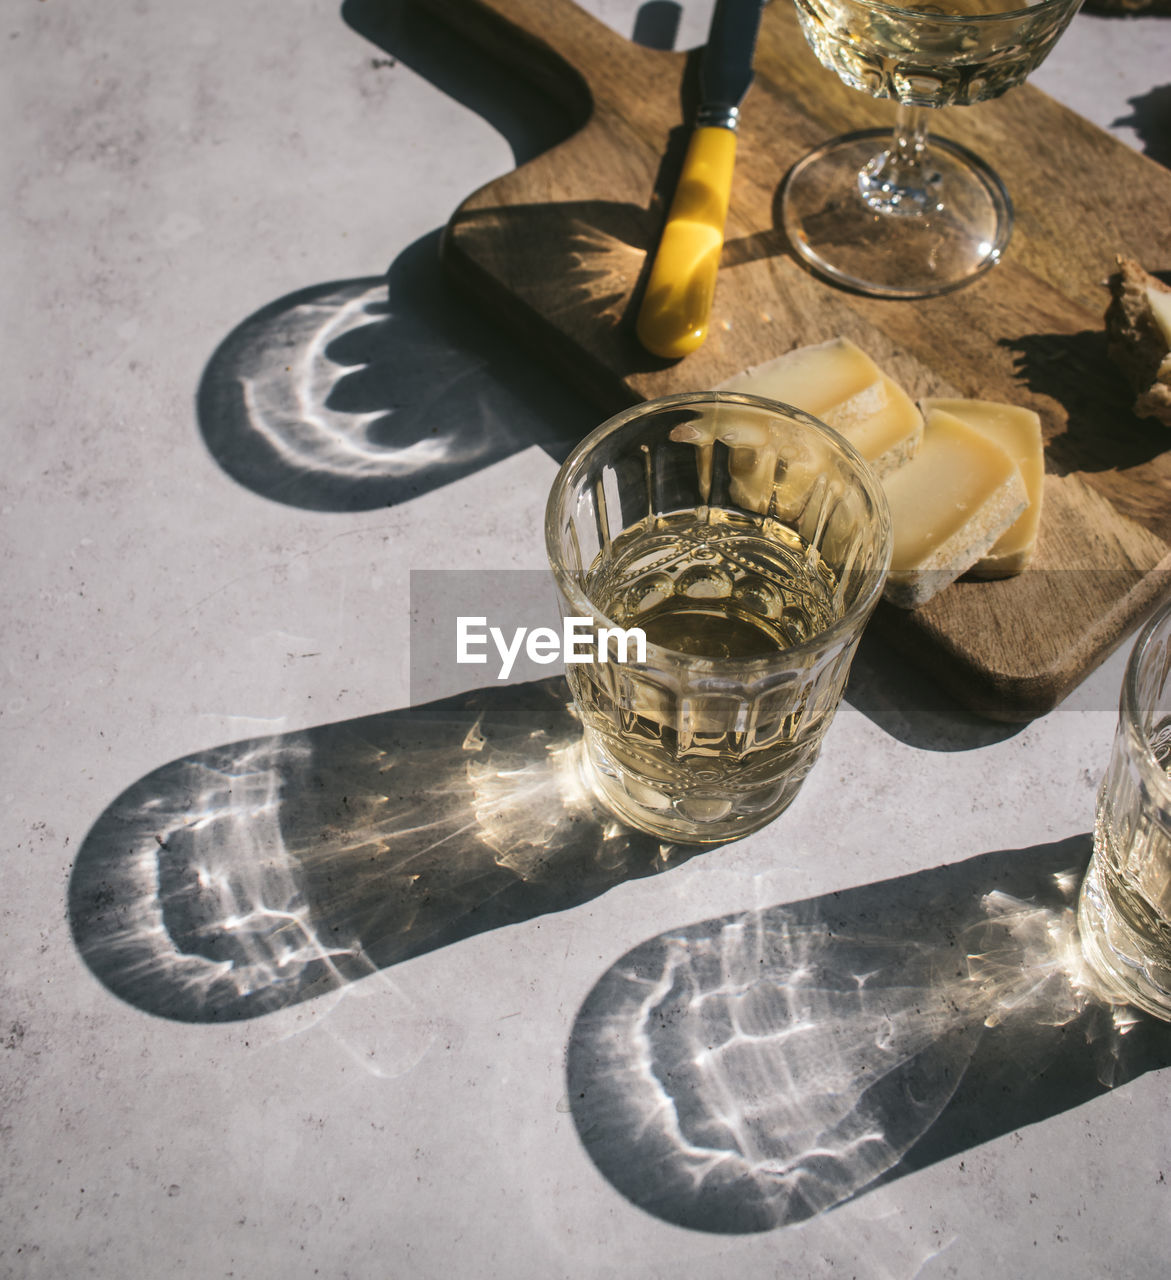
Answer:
[1104,256,1171,427]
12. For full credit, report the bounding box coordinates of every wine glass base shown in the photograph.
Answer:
[780,129,1013,299]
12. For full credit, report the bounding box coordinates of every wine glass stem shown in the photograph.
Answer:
[858,103,941,218]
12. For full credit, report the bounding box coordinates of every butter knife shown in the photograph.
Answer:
[635,0,763,360]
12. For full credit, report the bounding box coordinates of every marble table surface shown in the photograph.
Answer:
[4,1,1170,1276]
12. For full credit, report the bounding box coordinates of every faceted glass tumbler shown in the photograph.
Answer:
[544,392,892,844]
[1079,600,1171,1020]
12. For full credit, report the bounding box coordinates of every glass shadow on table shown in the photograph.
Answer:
[69,636,1051,1029]
[193,0,653,516]
[195,4,722,516]
[193,0,600,513]
[566,834,1171,1235]
[194,229,599,514]
[68,678,699,1024]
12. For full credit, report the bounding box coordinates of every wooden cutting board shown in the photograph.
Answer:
[436,0,1171,720]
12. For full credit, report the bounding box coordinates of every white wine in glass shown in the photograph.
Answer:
[781,0,1085,297]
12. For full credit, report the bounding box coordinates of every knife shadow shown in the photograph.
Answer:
[633,1,684,51]
[341,0,585,165]
[1111,82,1171,169]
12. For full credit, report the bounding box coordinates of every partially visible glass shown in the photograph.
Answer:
[1079,600,1171,1021]
[781,0,1084,298]
[544,392,892,844]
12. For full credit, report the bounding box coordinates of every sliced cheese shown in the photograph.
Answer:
[882,409,1028,609]
[720,336,886,420]
[669,415,802,517]
[837,374,922,476]
[719,337,923,475]
[921,398,1044,578]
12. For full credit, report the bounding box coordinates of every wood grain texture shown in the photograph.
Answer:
[435,0,1171,720]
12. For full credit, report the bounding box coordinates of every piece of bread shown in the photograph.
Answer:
[1104,256,1171,427]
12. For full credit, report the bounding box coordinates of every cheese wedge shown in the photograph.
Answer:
[668,415,804,517]
[839,374,922,475]
[921,398,1044,577]
[720,336,886,419]
[882,409,1029,609]
[719,337,922,476]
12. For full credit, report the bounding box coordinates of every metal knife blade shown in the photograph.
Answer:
[697,0,764,130]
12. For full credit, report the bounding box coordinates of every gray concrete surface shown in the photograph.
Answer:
[4,1,1170,1277]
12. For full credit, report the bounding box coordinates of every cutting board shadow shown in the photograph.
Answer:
[435,0,1171,721]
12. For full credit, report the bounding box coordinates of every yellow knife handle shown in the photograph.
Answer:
[635,125,738,361]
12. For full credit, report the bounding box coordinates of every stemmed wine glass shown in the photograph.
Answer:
[780,0,1085,298]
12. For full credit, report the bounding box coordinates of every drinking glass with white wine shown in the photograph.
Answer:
[781,0,1085,297]
[545,393,891,844]
[1079,601,1171,1022]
